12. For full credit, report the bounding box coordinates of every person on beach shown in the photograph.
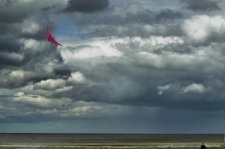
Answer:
[201,143,206,149]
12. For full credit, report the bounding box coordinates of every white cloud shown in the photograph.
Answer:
[59,36,183,66]
[158,84,171,95]
[34,79,66,91]
[60,101,137,118]
[68,72,86,84]
[114,36,184,53]
[7,70,33,83]
[19,83,73,97]
[19,84,34,92]
[14,92,71,107]
[21,38,46,52]
[140,36,183,47]
[0,52,24,62]
[69,105,102,117]
[124,36,183,47]
[22,19,40,34]
[60,38,123,62]
[181,15,225,43]
[9,70,26,80]
[36,108,58,115]
[183,83,206,93]
[136,51,206,69]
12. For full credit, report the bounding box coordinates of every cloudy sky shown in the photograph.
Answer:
[1,0,225,133]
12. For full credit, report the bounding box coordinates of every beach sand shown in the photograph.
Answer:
[0,134,224,148]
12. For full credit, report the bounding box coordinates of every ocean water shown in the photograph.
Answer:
[0,134,224,148]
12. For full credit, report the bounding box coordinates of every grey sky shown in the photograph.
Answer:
[0,0,225,133]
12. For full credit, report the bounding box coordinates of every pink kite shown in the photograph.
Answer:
[47,27,62,46]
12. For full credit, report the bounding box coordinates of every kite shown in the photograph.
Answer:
[47,27,62,46]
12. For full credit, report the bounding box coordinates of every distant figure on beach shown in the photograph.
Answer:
[201,143,206,149]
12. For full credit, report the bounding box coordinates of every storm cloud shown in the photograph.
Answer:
[64,0,109,13]
[184,0,220,11]
[1,0,225,133]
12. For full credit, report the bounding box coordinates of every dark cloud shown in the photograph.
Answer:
[64,0,109,13]
[0,0,66,88]
[54,67,72,78]
[1,0,225,133]
[0,1,34,24]
[0,36,21,52]
[72,8,183,25]
[41,3,62,12]
[184,0,220,11]
[0,52,23,67]
[66,8,185,38]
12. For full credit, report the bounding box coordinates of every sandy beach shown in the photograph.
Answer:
[0,143,223,149]
[0,134,224,148]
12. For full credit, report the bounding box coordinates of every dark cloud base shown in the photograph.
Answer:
[64,0,109,13]
[184,0,220,11]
